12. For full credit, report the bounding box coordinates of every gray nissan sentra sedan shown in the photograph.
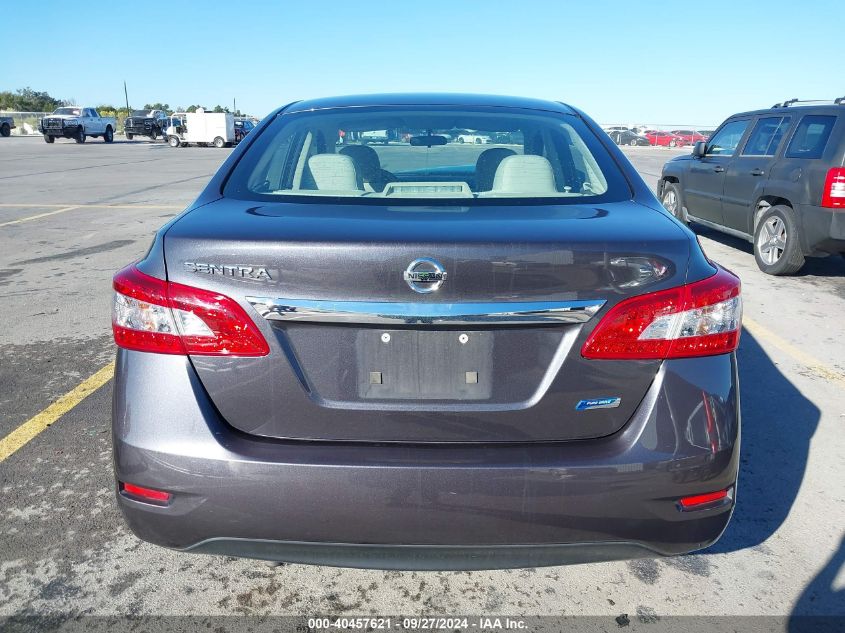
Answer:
[111,93,742,570]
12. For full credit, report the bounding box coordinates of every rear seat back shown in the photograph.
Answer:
[489,155,557,194]
[306,154,362,192]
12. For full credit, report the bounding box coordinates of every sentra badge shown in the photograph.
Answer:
[184,262,272,281]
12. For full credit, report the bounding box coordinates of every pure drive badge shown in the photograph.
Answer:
[183,262,272,280]
[575,397,622,411]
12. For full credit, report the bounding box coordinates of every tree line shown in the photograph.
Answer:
[1,87,242,116]
[0,87,67,112]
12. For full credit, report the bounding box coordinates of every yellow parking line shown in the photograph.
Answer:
[0,206,80,227]
[0,203,182,209]
[744,316,845,387]
[0,362,115,463]
[0,203,183,227]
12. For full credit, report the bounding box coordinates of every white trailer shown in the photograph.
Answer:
[167,109,235,148]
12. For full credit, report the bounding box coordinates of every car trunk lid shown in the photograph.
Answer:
[163,199,690,443]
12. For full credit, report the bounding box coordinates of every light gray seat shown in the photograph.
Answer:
[488,155,557,194]
[306,154,362,192]
[474,148,516,191]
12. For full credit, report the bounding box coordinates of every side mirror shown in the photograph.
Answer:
[692,141,706,158]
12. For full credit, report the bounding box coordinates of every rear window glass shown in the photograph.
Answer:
[223,106,630,205]
[785,115,836,159]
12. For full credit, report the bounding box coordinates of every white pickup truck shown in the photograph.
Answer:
[39,107,116,144]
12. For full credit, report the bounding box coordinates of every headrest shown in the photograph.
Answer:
[339,144,381,178]
[490,155,557,193]
[475,148,516,191]
[307,154,361,191]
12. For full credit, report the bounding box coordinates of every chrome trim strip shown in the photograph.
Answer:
[246,297,605,325]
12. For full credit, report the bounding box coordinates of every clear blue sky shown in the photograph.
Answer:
[1,0,839,124]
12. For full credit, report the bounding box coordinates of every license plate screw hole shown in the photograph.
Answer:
[458,333,469,344]
[381,333,391,343]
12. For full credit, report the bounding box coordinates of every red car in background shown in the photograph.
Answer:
[671,129,708,145]
[645,130,685,147]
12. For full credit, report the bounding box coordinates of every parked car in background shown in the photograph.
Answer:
[608,129,650,146]
[0,116,15,137]
[454,131,492,144]
[234,118,255,144]
[124,109,169,141]
[112,93,741,571]
[659,99,845,274]
[603,125,630,132]
[646,130,684,147]
[671,130,707,145]
[39,107,116,144]
[490,131,524,144]
[697,130,715,139]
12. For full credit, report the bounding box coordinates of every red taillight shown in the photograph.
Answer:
[120,482,172,504]
[112,265,269,356]
[821,167,845,209]
[582,267,741,360]
[678,488,730,510]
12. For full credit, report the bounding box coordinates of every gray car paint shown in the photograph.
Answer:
[113,94,739,569]
[162,199,699,443]
[113,349,738,569]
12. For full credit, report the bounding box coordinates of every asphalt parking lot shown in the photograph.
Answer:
[1,136,844,627]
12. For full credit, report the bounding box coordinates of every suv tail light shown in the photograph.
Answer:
[112,265,269,356]
[821,167,845,208]
[582,267,741,360]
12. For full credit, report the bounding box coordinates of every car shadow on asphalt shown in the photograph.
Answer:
[788,533,845,631]
[705,329,820,555]
[691,223,845,278]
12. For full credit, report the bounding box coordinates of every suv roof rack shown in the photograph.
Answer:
[772,98,845,108]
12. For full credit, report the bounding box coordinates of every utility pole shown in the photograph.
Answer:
[124,81,130,111]
[233,97,237,115]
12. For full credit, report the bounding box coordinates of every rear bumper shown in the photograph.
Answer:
[112,350,740,570]
[799,204,845,254]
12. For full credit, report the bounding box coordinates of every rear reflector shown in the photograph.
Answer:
[120,482,172,504]
[821,167,845,208]
[112,265,269,356]
[678,488,730,509]
[582,267,741,360]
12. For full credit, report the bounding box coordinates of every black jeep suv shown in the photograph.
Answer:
[124,109,168,142]
[659,99,845,275]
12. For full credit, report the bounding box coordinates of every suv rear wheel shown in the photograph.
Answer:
[753,205,805,275]
[660,182,687,224]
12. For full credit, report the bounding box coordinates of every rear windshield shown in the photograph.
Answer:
[223,106,630,205]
